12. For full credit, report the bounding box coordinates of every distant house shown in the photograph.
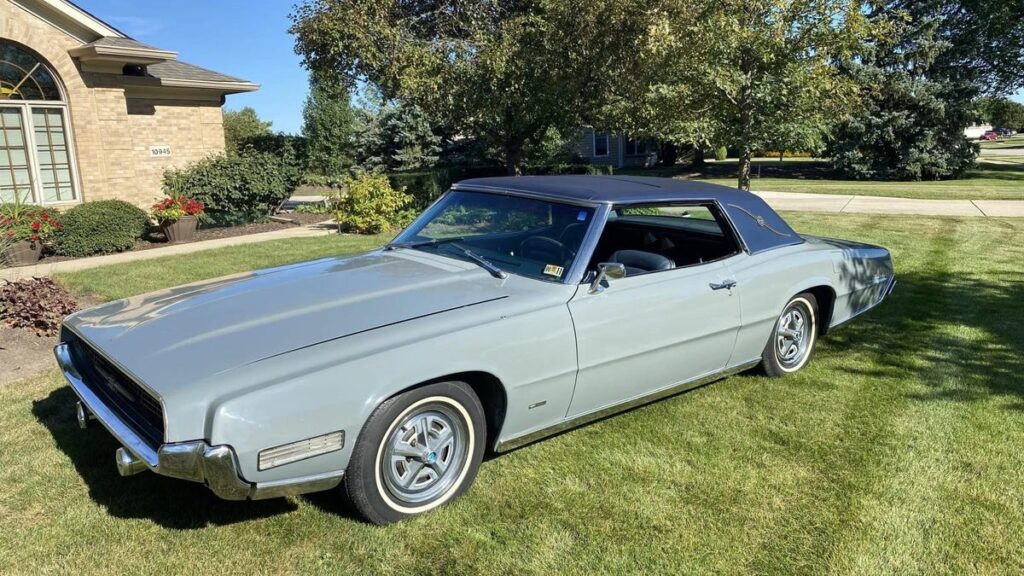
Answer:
[0,0,258,208]
[964,123,993,139]
[574,127,659,169]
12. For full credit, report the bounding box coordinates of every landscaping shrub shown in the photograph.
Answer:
[52,200,148,257]
[163,152,299,226]
[333,172,413,234]
[714,146,729,161]
[0,277,77,336]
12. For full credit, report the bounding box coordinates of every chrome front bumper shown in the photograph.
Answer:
[55,342,343,500]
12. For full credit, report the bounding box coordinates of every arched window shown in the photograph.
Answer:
[0,40,78,204]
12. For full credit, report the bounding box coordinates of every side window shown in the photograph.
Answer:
[591,203,742,275]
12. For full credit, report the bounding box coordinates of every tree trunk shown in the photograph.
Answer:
[779,150,785,162]
[739,146,752,191]
[693,146,706,167]
[738,81,753,191]
[504,145,522,176]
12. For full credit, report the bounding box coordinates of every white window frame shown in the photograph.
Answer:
[0,101,81,205]
[592,131,609,158]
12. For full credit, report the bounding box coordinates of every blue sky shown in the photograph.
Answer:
[77,0,309,134]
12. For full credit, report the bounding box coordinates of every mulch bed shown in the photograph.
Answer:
[13,213,333,268]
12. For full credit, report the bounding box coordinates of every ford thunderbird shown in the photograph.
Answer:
[56,176,894,524]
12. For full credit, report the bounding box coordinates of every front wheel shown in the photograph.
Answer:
[344,381,485,525]
[759,293,818,377]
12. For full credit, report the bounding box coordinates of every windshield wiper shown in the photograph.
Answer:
[385,237,507,279]
[449,245,508,279]
[383,237,464,251]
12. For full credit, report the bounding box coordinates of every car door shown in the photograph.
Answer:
[565,204,743,418]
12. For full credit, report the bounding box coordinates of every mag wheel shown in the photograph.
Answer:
[760,293,818,377]
[344,381,485,525]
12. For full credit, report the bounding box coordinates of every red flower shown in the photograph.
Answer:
[40,211,50,221]
[31,221,41,232]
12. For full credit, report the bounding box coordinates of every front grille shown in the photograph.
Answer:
[67,334,164,449]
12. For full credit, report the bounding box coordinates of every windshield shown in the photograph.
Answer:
[392,190,596,283]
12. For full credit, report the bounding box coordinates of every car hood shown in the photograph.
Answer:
[64,249,511,397]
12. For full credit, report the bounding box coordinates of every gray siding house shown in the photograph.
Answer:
[574,127,658,169]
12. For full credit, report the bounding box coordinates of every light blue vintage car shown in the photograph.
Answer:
[56,176,894,524]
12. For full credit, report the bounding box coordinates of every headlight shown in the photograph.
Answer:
[258,430,345,471]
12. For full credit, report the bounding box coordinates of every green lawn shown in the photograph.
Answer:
[620,159,1024,200]
[979,135,1024,149]
[3,215,1024,574]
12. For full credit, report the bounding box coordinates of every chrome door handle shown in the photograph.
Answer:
[709,279,737,291]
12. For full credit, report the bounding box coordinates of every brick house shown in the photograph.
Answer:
[0,0,257,209]
[574,127,659,169]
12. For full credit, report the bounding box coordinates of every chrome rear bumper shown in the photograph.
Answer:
[56,342,343,500]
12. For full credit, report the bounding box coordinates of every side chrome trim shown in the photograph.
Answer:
[494,360,760,453]
[56,342,160,467]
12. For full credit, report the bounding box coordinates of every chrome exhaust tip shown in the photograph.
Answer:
[75,401,94,429]
[115,447,148,477]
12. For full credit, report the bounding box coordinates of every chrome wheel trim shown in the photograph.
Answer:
[377,398,471,509]
[776,300,813,370]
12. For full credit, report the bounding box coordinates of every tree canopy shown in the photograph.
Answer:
[302,78,356,176]
[607,0,867,190]
[828,1,1024,180]
[290,0,652,175]
[222,107,272,155]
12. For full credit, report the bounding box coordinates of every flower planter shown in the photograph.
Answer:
[160,215,199,244]
[3,240,43,266]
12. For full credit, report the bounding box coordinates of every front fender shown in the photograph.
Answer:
[206,285,578,484]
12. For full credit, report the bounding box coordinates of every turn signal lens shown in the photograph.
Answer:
[258,431,345,471]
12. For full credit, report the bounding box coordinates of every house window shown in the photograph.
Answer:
[0,40,78,204]
[593,131,609,157]
[624,138,646,156]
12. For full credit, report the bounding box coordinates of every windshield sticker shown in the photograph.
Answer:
[577,210,588,221]
[543,264,565,278]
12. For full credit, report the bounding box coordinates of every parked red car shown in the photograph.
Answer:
[981,131,999,140]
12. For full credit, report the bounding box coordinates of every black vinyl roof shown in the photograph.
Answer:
[454,175,804,254]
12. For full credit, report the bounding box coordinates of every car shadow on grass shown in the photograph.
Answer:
[822,269,1024,410]
[32,386,300,529]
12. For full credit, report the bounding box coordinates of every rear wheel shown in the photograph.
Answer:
[344,381,485,525]
[760,293,818,377]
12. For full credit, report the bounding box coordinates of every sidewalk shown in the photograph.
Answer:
[1,221,335,282]
[754,191,1024,217]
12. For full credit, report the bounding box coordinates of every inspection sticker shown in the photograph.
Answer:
[543,264,565,278]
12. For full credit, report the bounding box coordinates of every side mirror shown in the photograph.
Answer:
[589,262,626,293]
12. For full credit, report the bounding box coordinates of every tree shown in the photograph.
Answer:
[829,1,1024,180]
[978,97,1024,131]
[290,0,651,175]
[302,78,356,176]
[353,98,442,171]
[222,107,272,155]
[609,1,866,190]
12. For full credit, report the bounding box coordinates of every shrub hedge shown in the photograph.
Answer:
[52,200,148,257]
[333,172,413,234]
[163,152,299,226]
